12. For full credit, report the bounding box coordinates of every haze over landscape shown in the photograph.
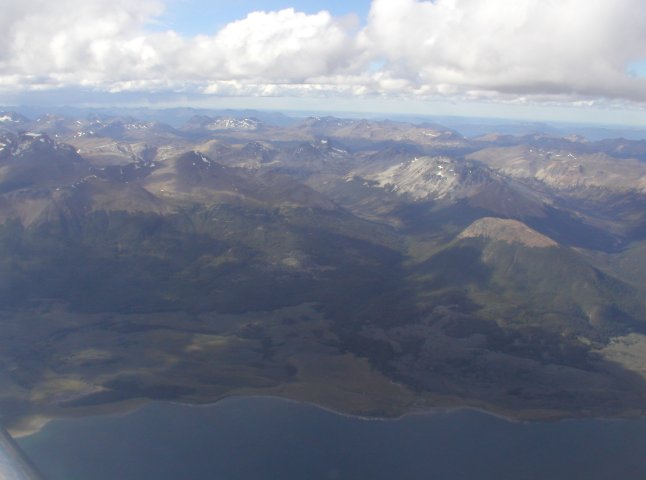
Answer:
[1,1,646,479]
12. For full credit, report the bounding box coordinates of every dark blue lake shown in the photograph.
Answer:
[17,396,646,480]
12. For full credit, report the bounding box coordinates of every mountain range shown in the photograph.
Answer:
[1,109,646,431]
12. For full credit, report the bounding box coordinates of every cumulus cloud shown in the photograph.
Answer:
[363,0,646,102]
[0,0,162,72]
[1,0,646,105]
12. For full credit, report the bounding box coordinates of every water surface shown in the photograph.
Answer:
[18,397,646,480]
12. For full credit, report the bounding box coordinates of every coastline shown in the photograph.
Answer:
[10,391,646,440]
[15,396,646,480]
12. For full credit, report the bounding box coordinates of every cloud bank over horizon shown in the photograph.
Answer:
[2,0,646,109]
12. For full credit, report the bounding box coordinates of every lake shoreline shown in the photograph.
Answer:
[10,391,646,440]
[15,395,646,480]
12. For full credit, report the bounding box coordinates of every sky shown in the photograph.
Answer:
[2,0,646,125]
[157,1,372,35]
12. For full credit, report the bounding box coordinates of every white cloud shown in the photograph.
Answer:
[1,0,646,107]
[205,9,357,80]
[0,0,163,72]
[363,0,646,102]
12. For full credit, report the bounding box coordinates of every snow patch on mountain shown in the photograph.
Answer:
[365,156,461,200]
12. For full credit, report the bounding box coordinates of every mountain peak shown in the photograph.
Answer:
[0,111,29,126]
[185,116,261,132]
[458,217,558,248]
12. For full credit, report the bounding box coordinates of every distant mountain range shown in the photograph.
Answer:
[1,109,646,431]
